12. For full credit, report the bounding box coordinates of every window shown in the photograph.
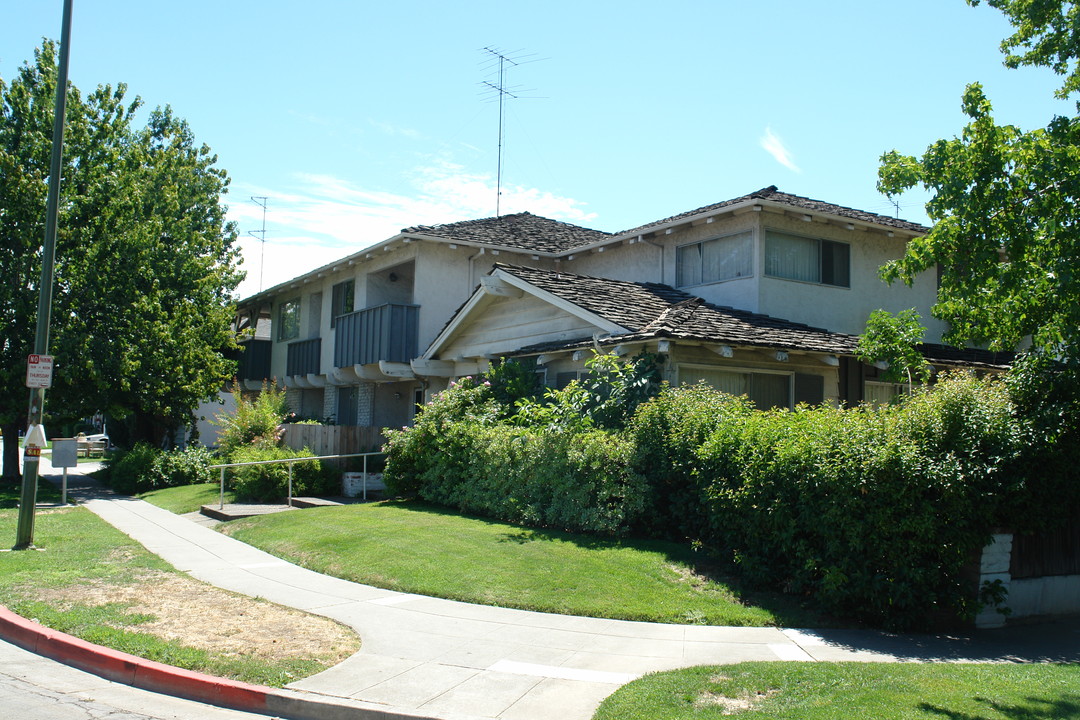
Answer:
[676,231,753,287]
[764,230,850,287]
[330,279,355,328]
[277,298,300,341]
[864,381,908,406]
[679,365,792,410]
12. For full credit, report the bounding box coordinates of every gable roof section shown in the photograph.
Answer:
[493,264,861,356]
[616,185,929,238]
[401,212,612,254]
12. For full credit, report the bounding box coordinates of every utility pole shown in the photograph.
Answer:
[15,0,74,550]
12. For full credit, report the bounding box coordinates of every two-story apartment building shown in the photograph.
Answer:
[233,186,1009,424]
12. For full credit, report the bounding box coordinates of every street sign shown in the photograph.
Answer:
[25,354,54,389]
[51,438,78,469]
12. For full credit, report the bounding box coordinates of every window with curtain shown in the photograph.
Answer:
[675,231,753,287]
[277,298,300,341]
[679,366,792,410]
[764,230,850,287]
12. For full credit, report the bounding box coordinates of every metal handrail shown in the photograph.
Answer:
[208,451,386,510]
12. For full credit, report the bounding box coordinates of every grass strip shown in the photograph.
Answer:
[0,506,354,687]
[593,661,1080,719]
[138,482,235,515]
[219,498,828,627]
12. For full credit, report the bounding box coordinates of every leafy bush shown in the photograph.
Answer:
[385,354,1066,630]
[102,443,160,495]
[384,376,645,535]
[631,372,1027,630]
[227,445,335,502]
[214,382,288,458]
[103,444,215,495]
[149,445,215,488]
[512,351,665,431]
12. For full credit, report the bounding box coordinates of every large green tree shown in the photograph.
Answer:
[878,1,1080,364]
[0,41,241,478]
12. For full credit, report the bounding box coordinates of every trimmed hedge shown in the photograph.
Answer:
[384,364,1074,630]
[384,381,646,535]
[628,373,1027,629]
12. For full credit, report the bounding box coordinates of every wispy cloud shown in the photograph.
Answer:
[760,126,801,173]
[227,162,594,298]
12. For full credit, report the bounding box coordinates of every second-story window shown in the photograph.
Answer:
[675,230,753,287]
[331,279,355,328]
[277,298,300,341]
[764,230,850,288]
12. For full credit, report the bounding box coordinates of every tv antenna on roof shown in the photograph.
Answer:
[248,196,268,292]
[480,46,544,217]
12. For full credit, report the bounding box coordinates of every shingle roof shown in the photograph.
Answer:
[495,264,861,355]
[495,265,1013,370]
[401,212,611,254]
[617,186,929,237]
[917,343,1015,370]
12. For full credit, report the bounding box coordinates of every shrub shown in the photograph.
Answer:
[384,377,646,535]
[102,443,160,495]
[149,445,215,489]
[214,382,288,458]
[227,445,335,502]
[632,372,1027,630]
[103,444,215,495]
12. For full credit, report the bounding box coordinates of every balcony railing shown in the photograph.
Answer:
[334,303,419,368]
[286,337,321,377]
[234,339,272,382]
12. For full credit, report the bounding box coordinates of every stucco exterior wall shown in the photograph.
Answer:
[754,213,944,340]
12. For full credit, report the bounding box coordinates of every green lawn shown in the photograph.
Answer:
[0,477,60,508]
[594,661,1080,719]
[0,505,355,686]
[218,499,826,627]
[138,482,235,515]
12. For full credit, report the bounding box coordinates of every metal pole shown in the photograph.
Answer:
[363,453,368,501]
[287,461,293,507]
[219,467,226,510]
[15,0,73,550]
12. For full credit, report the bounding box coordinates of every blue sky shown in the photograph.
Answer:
[4,1,1072,298]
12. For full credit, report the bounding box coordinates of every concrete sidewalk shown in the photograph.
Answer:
[14,453,1080,720]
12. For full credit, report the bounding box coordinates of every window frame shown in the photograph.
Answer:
[277,297,301,342]
[675,230,754,288]
[763,229,851,288]
[676,363,794,410]
[330,279,356,328]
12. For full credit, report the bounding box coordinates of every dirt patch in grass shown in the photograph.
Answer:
[35,570,360,663]
[695,674,778,714]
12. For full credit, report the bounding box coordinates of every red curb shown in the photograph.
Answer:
[0,605,270,714]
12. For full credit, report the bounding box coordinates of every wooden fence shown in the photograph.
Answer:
[281,424,387,459]
[1010,520,1080,579]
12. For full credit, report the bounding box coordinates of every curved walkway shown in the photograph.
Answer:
[10,457,1080,720]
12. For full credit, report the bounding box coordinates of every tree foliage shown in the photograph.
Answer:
[0,40,241,475]
[857,308,932,387]
[879,2,1080,366]
[972,0,1080,98]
